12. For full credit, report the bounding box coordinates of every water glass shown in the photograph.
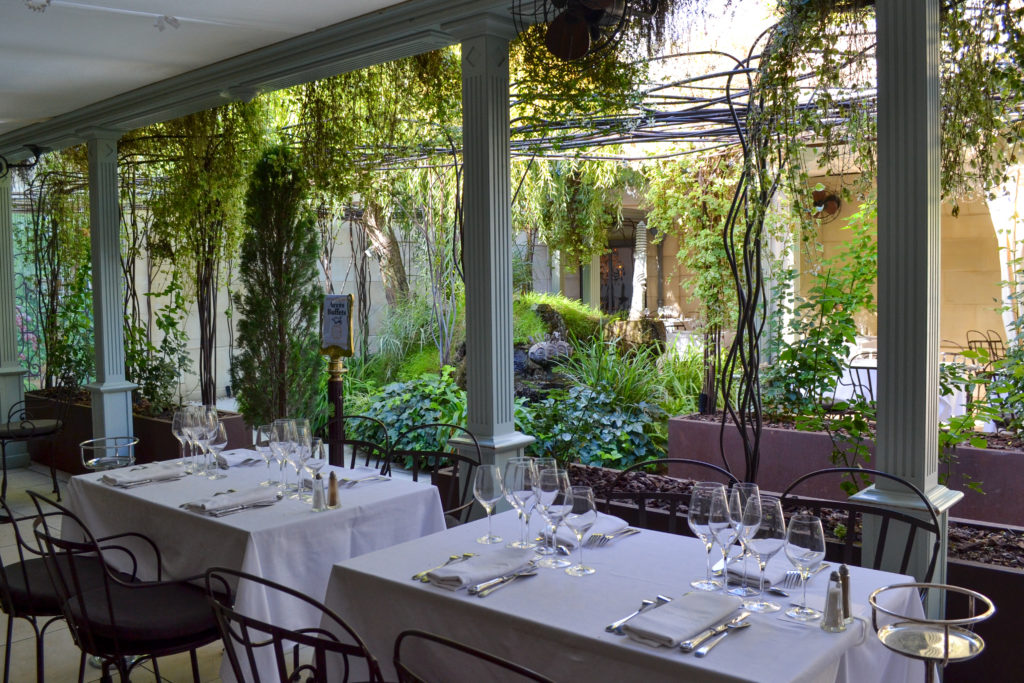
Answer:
[727,482,762,597]
[270,419,294,491]
[205,422,228,480]
[171,409,190,472]
[785,514,826,621]
[255,424,276,487]
[303,438,327,503]
[503,458,538,549]
[533,468,572,569]
[564,486,597,576]
[687,482,726,591]
[473,465,504,544]
[743,495,787,613]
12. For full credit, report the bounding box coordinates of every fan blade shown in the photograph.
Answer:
[545,10,591,60]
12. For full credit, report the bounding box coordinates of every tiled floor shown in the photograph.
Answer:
[1,465,226,682]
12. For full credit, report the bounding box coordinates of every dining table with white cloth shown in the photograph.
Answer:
[64,454,446,682]
[322,510,925,683]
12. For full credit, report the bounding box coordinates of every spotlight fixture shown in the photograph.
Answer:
[154,15,180,32]
[24,0,51,12]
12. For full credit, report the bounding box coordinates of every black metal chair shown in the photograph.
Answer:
[205,567,384,683]
[337,415,392,475]
[966,329,1006,371]
[779,467,942,583]
[0,379,76,500]
[394,629,554,683]
[599,458,739,535]
[27,491,220,683]
[393,424,481,527]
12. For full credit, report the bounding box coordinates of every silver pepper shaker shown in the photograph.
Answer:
[312,472,326,512]
[839,564,853,624]
[821,571,846,632]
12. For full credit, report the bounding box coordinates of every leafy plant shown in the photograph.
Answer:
[125,275,192,416]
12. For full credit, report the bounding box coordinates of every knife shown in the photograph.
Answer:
[679,611,751,653]
[468,566,536,595]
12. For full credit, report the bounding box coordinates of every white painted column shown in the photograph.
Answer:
[0,172,29,467]
[83,131,135,440]
[580,254,601,308]
[856,0,961,601]
[445,15,533,472]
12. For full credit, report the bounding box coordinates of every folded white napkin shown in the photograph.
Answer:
[101,462,186,487]
[623,592,742,648]
[726,557,788,588]
[181,487,280,514]
[216,449,262,468]
[555,513,628,548]
[427,548,535,591]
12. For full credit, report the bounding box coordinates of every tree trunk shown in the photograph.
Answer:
[363,201,409,305]
[196,251,217,406]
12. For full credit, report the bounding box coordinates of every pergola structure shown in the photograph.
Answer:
[0,0,959,591]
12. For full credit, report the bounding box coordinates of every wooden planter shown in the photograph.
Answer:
[24,391,252,475]
[669,414,1024,526]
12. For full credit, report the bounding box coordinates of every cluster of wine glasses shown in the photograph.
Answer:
[171,405,228,480]
[687,480,827,619]
[256,418,325,503]
[471,457,598,577]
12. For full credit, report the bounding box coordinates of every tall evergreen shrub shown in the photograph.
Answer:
[231,145,323,426]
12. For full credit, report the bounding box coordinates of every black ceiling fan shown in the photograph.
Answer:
[515,0,632,61]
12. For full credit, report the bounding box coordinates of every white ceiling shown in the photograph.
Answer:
[0,1,406,135]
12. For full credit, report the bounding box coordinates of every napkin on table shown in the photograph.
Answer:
[555,513,628,548]
[216,449,262,468]
[101,461,186,487]
[623,592,742,648]
[340,466,387,484]
[180,487,280,514]
[725,556,789,588]
[427,548,535,591]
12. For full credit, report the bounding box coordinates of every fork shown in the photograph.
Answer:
[780,562,831,588]
[585,527,640,548]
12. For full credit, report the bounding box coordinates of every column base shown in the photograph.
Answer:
[84,380,137,439]
[451,430,535,515]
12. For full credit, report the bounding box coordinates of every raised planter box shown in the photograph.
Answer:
[24,391,251,475]
[669,414,1021,526]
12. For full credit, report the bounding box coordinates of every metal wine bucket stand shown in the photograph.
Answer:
[868,583,994,683]
[80,435,139,471]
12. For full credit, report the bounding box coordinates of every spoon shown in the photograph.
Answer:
[607,594,672,633]
[413,552,476,582]
[694,620,752,657]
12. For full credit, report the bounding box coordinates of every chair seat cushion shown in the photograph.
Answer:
[3,554,113,617]
[0,419,61,439]
[68,580,218,654]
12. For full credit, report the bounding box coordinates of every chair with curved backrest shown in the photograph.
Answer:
[338,415,392,475]
[27,491,221,683]
[394,629,554,683]
[393,424,481,527]
[0,377,77,500]
[599,458,739,535]
[205,567,384,683]
[779,467,942,583]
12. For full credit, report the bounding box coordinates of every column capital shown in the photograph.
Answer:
[442,12,518,42]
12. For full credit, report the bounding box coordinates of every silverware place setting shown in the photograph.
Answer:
[583,527,641,548]
[411,553,476,582]
[679,611,751,653]
[468,563,539,597]
[606,595,672,633]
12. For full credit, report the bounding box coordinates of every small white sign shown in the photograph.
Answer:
[321,294,354,357]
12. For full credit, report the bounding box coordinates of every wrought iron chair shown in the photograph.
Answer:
[0,378,77,500]
[28,491,220,683]
[337,415,392,475]
[393,424,481,527]
[598,458,739,535]
[966,329,1006,371]
[779,467,942,583]
[205,567,384,683]
[394,629,555,683]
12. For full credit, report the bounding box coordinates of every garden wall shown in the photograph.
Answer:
[669,415,1022,526]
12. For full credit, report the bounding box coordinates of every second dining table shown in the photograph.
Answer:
[64,453,446,682]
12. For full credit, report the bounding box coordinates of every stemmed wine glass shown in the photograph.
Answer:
[303,438,327,503]
[194,406,218,478]
[503,458,538,549]
[743,495,787,613]
[205,422,228,480]
[184,406,205,476]
[785,514,826,621]
[727,482,762,597]
[270,419,294,491]
[472,465,504,544]
[533,468,573,569]
[687,482,726,591]
[171,409,190,472]
[255,425,276,487]
[709,486,741,591]
[563,486,598,577]
[531,457,557,554]
[288,419,312,499]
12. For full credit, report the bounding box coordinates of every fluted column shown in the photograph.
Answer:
[0,172,28,466]
[855,0,961,601]
[84,131,135,439]
[444,14,533,474]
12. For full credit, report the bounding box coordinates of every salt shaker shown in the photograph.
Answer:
[839,564,852,624]
[312,473,326,512]
[821,571,846,632]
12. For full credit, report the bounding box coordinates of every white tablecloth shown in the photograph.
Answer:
[834,363,968,421]
[65,457,446,682]
[323,511,924,683]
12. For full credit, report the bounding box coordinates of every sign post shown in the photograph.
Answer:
[320,294,354,467]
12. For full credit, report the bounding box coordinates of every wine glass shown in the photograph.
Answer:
[503,458,538,549]
[255,424,276,487]
[531,458,558,555]
[473,465,504,544]
[288,419,312,499]
[184,406,205,476]
[533,468,572,569]
[171,409,190,472]
[784,514,826,621]
[727,482,762,597]
[303,438,327,503]
[687,482,726,591]
[709,486,740,591]
[563,486,597,577]
[270,419,293,491]
[195,406,218,477]
[205,422,228,480]
[743,495,787,613]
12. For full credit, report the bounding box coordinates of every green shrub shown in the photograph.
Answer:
[396,347,442,381]
[512,297,549,344]
[517,291,603,340]
[556,334,668,408]
[659,344,705,416]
